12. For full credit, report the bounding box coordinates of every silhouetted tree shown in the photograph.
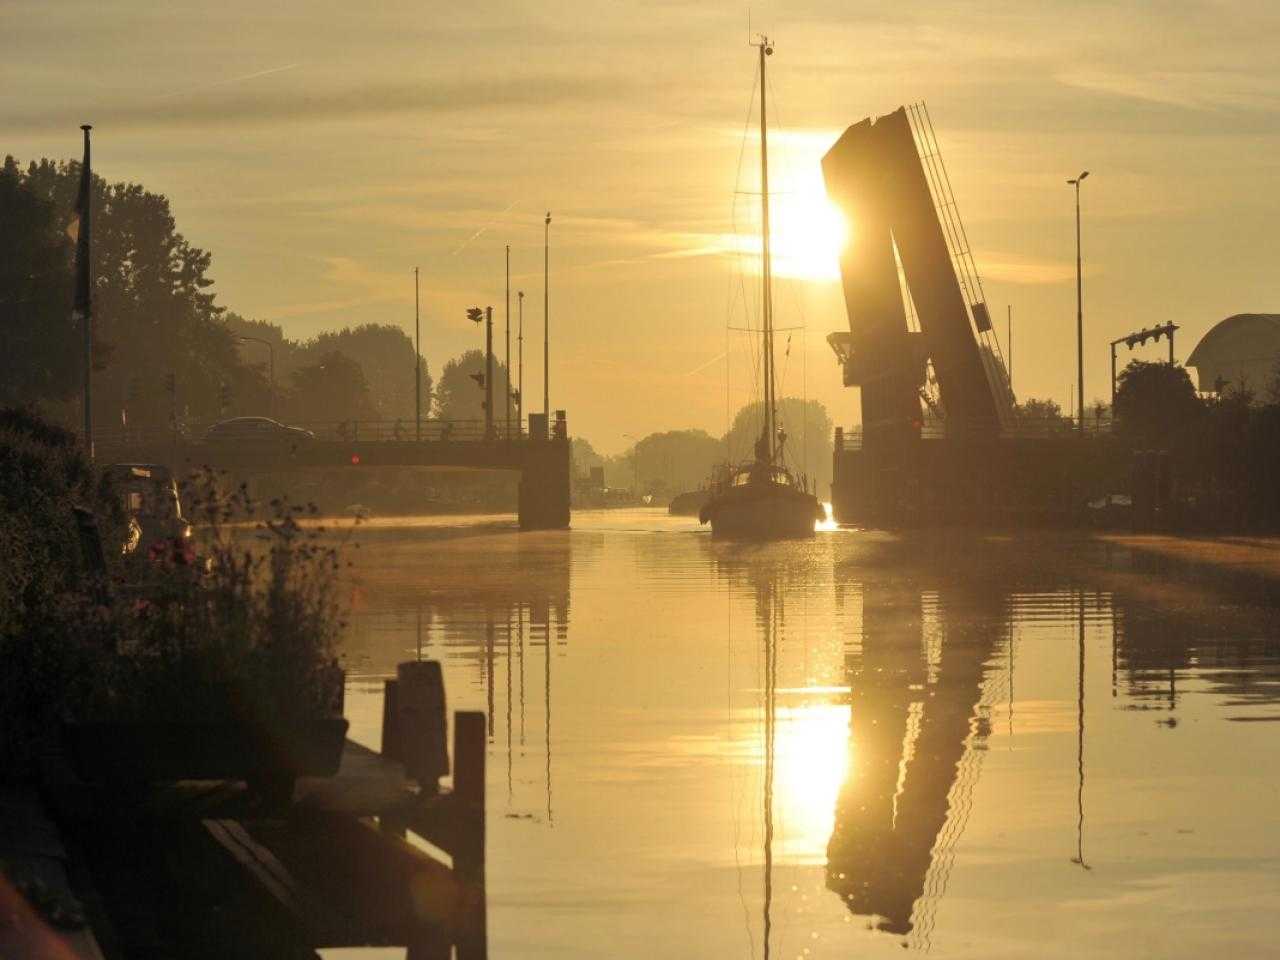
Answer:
[0,157,82,406]
[626,429,723,495]
[1114,361,1203,448]
[7,156,263,429]
[1013,397,1065,421]
[435,349,512,423]
[724,397,833,492]
[285,351,377,423]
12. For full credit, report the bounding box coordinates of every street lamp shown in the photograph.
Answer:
[543,211,551,418]
[467,306,495,440]
[517,290,525,433]
[238,335,275,417]
[1067,170,1089,432]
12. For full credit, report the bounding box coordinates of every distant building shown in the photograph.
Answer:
[1186,313,1280,394]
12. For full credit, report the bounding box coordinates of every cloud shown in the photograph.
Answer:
[973,250,1079,286]
[11,74,634,133]
[1054,69,1280,112]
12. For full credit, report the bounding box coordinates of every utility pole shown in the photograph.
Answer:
[1007,304,1013,393]
[1068,171,1090,432]
[414,267,422,441]
[517,290,525,433]
[486,306,494,440]
[467,306,495,440]
[505,245,511,440]
[543,211,551,417]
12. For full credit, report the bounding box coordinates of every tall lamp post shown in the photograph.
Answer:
[505,245,511,440]
[414,267,421,441]
[467,306,495,440]
[543,211,551,417]
[517,290,525,433]
[1067,170,1089,432]
[238,335,275,417]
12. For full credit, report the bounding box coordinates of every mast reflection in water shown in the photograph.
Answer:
[336,515,1280,959]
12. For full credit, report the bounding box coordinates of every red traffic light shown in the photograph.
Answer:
[350,453,361,465]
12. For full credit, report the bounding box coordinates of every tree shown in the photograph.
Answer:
[285,351,378,424]
[10,157,263,429]
[0,156,80,406]
[627,429,723,495]
[571,437,604,478]
[1114,360,1203,448]
[307,324,430,420]
[723,397,834,492]
[435,349,512,423]
[1014,397,1065,421]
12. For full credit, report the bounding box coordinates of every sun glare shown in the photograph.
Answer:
[715,130,851,283]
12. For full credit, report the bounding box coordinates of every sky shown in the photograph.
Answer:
[5,0,1280,453]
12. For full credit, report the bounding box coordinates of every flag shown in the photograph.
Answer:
[71,126,92,320]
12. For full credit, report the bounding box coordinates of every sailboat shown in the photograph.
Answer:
[700,38,824,540]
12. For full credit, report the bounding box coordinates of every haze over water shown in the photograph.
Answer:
[338,511,1280,958]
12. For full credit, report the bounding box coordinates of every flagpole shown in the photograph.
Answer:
[77,124,94,458]
[415,267,421,441]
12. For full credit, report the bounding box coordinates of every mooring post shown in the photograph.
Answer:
[381,678,401,761]
[396,661,448,793]
[453,710,487,960]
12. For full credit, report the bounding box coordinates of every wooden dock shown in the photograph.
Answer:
[26,660,486,959]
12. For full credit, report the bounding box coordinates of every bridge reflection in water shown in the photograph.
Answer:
[340,520,1280,957]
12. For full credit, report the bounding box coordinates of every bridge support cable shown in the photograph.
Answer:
[906,103,1014,427]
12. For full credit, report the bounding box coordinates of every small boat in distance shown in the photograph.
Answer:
[700,37,823,540]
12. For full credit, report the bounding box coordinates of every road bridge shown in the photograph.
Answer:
[95,416,571,530]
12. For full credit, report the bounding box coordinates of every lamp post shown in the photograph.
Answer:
[414,266,421,441]
[505,245,511,441]
[238,335,275,417]
[467,306,495,440]
[1067,170,1089,432]
[517,290,524,433]
[543,211,551,417]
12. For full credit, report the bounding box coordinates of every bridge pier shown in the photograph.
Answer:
[518,437,570,530]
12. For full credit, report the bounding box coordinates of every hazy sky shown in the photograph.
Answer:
[5,1,1279,451]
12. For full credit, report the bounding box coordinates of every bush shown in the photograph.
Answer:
[0,408,351,781]
[75,473,350,729]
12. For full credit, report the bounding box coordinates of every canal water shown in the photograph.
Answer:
[337,510,1280,959]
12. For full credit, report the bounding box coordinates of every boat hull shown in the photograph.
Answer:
[700,485,822,539]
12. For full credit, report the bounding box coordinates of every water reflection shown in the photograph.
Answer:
[339,518,1280,958]
[826,578,1005,936]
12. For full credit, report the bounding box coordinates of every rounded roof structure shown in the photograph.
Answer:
[1185,313,1280,392]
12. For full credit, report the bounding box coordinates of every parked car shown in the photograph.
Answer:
[103,463,193,558]
[202,417,316,446]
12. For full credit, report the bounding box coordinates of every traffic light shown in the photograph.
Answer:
[218,381,231,412]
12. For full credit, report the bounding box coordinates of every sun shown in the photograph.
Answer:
[770,176,850,282]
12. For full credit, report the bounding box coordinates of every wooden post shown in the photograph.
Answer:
[453,711,486,960]
[396,661,448,792]
[381,678,401,761]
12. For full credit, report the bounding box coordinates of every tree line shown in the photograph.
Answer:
[1,155,515,434]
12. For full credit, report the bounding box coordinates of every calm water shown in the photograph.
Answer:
[336,510,1280,959]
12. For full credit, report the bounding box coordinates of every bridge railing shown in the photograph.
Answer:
[836,416,1112,451]
[92,418,548,447]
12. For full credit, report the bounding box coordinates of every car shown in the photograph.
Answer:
[103,463,193,557]
[202,416,316,445]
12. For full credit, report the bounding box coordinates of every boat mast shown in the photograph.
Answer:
[756,36,776,466]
